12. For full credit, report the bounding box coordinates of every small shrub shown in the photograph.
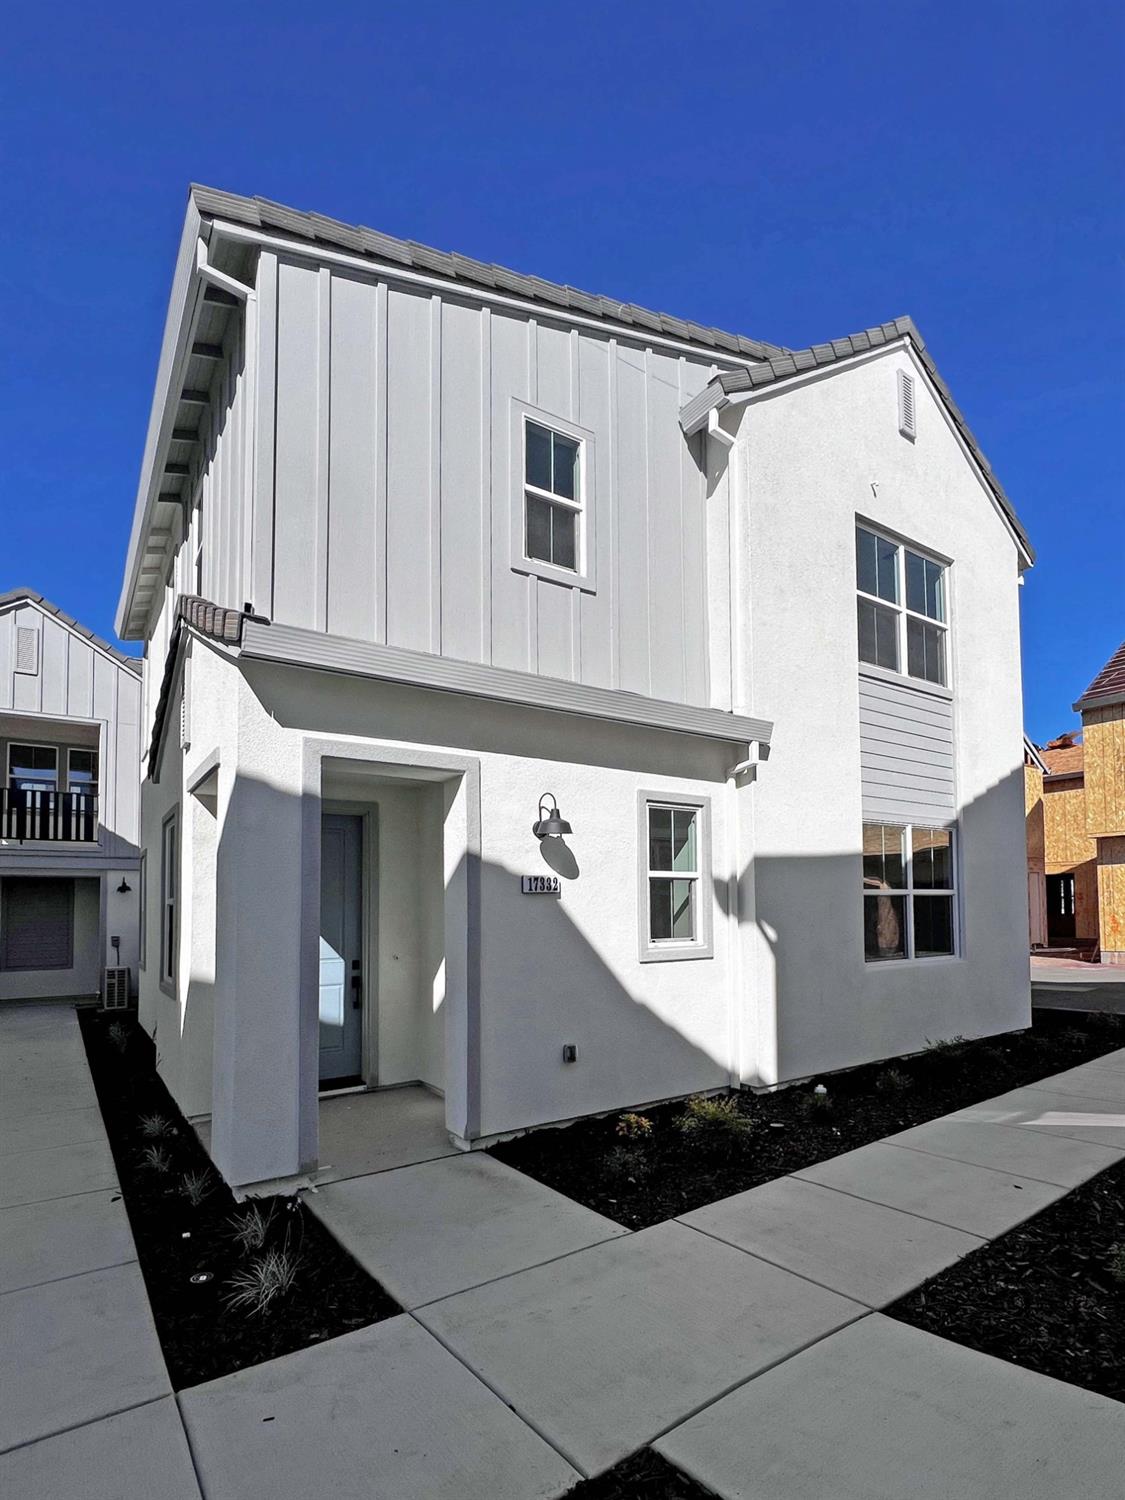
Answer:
[225,1248,300,1316]
[1059,1028,1087,1049]
[875,1067,911,1094]
[229,1203,273,1254]
[799,1083,834,1119]
[606,1144,651,1182]
[140,1144,173,1173]
[924,1035,968,1056]
[139,1112,175,1140]
[675,1095,752,1144]
[180,1170,212,1207]
[1108,1244,1125,1284]
[616,1113,653,1141]
[107,1021,130,1054]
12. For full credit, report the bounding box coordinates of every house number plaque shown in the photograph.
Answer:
[521,875,561,895]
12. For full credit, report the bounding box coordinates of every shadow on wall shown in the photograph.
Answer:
[753,765,1032,1084]
[170,741,1031,1184]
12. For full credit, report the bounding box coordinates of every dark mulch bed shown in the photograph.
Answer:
[79,1010,400,1389]
[563,1450,711,1499]
[889,1153,1125,1403]
[491,1009,1125,1230]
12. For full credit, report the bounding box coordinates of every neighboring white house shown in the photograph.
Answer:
[0,589,142,1004]
[116,186,1034,1192]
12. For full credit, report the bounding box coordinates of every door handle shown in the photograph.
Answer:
[350,972,362,1010]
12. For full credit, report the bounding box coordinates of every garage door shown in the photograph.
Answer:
[0,879,75,970]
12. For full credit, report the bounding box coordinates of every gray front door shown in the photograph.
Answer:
[319,814,364,1084]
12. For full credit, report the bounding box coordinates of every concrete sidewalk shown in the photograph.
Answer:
[5,1001,1125,1498]
[0,1003,202,1499]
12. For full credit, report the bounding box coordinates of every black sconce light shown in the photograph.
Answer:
[532,793,572,841]
[116,878,132,894]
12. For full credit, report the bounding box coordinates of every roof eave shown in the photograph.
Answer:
[115,193,204,640]
[681,320,1034,569]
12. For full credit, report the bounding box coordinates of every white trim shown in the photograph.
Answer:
[209,220,759,372]
[637,790,714,962]
[510,401,597,593]
[856,522,950,690]
[682,341,1035,570]
[863,821,959,963]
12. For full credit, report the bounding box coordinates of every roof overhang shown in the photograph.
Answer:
[115,198,255,641]
[147,597,772,779]
[680,318,1035,571]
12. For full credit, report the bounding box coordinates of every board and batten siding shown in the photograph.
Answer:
[253,255,719,708]
[0,600,142,856]
[859,671,955,825]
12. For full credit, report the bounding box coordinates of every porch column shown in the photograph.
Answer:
[210,746,316,1189]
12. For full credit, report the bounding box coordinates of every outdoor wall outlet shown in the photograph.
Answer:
[562,1044,578,1064]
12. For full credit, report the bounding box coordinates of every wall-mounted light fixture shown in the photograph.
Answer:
[532,793,572,841]
[116,878,132,894]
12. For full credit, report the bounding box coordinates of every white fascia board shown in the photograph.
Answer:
[207,219,758,372]
[684,340,1034,571]
[238,619,773,749]
[115,198,205,639]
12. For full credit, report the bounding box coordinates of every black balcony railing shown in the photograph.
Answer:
[1,787,99,843]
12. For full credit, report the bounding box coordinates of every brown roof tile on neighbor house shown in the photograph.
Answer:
[1042,743,1084,778]
[1075,640,1125,711]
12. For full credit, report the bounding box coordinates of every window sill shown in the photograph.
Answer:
[859,662,952,701]
[510,557,597,594]
[864,954,963,968]
[640,943,714,964]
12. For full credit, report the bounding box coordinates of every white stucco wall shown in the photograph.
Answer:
[734,344,1029,1082]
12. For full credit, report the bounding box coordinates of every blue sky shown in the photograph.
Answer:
[1,1,1121,741]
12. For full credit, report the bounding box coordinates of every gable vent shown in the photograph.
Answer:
[15,626,39,675]
[898,369,917,439]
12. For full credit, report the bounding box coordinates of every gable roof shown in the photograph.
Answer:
[1042,742,1084,778]
[1075,640,1125,712]
[679,316,1034,565]
[0,588,141,674]
[191,185,790,363]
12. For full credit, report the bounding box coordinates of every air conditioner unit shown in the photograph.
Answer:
[103,966,131,1011]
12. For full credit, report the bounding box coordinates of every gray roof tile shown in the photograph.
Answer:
[189,184,790,360]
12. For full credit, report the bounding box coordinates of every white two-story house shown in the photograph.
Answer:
[0,589,141,1004]
[116,187,1034,1192]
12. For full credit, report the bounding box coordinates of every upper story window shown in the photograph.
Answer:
[856,525,948,687]
[6,744,99,798]
[525,419,582,573]
[511,403,597,593]
[8,745,59,794]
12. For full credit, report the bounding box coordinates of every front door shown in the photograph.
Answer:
[319,814,364,1085]
[1046,872,1076,947]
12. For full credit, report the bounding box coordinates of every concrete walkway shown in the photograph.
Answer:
[5,1002,1125,1497]
[1032,955,1125,1014]
[0,1003,202,1499]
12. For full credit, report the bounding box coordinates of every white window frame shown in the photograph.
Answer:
[509,400,597,592]
[863,821,959,963]
[637,791,713,962]
[66,747,99,799]
[160,810,179,994]
[856,523,951,689]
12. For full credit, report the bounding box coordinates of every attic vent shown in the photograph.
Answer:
[897,370,916,440]
[15,627,39,675]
